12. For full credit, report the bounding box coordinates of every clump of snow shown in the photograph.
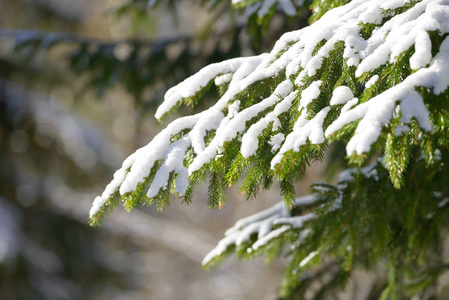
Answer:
[268,133,285,152]
[399,90,430,129]
[89,168,126,218]
[330,86,354,105]
[381,0,406,10]
[227,100,240,118]
[190,110,224,155]
[410,31,432,70]
[299,81,322,108]
[241,90,297,158]
[89,196,108,219]
[365,75,379,88]
[214,73,233,86]
[271,106,330,168]
[438,197,449,208]
[118,114,201,196]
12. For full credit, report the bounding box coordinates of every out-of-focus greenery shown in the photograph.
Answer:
[1,0,310,111]
[0,1,310,299]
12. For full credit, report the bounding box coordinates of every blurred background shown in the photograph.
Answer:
[0,0,319,299]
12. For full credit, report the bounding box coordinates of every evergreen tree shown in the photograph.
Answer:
[91,0,449,298]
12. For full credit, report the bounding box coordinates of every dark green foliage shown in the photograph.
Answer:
[207,170,226,209]
[224,153,251,187]
[279,177,296,207]
[5,30,245,109]
[216,154,449,298]
[186,160,208,202]
[240,133,277,199]
[112,0,311,52]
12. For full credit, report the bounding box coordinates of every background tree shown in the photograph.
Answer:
[0,0,313,299]
[90,0,449,299]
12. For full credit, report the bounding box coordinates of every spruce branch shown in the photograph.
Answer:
[90,1,449,297]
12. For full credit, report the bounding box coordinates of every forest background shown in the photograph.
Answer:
[0,0,319,299]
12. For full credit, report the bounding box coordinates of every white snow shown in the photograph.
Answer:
[399,90,430,130]
[273,213,317,228]
[156,56,261,119]
[439,198,449,208]
[271,106,330,168]
[330,86,354,105]
[89,196,108,219]
[268,133,285,152]
[240,90,297,158]
[190,109,224,154]
[250,225,290,251]
[410,31,432,70]
[326,36,447,154]
[395,125,410,136]
[365,75,379,88]
[381,0,406,11]
[227,100,240,118]
[202,195,318,266]
[89,168,126,218]
[299,81,322,109]
[299,250,319,268]
[118,115,201,195]
[189,80,293,173]
[214,73,233,86]
[147,135,191,197]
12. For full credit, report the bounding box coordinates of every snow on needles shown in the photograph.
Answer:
[201,161,384,266]
[91,0,449,221]
[202,195,318,266]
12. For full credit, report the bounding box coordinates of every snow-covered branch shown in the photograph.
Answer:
[91,0,449,224]
[201,160,383,267]
[201,195,317,267]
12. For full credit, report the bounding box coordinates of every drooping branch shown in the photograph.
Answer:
[90,0,449,225]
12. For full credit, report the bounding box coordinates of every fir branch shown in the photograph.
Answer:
[90,2,449,297]
[207,171,226,209]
